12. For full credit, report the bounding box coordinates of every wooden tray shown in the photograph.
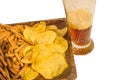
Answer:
[9,18,77,80]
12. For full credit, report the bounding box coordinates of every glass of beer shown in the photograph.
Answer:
[62,0,96,55]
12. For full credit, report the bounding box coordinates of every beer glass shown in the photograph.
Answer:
[62,0,96,55]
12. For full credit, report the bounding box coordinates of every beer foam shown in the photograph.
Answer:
[67,9,92,30]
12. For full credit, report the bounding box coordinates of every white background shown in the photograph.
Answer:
[0,0,120,80]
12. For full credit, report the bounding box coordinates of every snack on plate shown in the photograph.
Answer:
[0,24,28,80]
[21,22,68,79]
[0,21,68,80]
[31,53,68,79]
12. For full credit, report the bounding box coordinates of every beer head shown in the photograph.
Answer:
[67,9,92,30]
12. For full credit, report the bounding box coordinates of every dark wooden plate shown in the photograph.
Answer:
[9,18,77,80]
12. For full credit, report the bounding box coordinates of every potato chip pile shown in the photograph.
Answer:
[21,22,68,79]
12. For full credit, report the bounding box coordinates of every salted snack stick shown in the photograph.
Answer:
[0,29,5,33]
[0,56,7,67]
[4,67,10,80]
[0,48,4,57]
[14,52,24,67]
[12,64,28,79]
[1,40,9,53]
[9,71,14,78]
[15,43,27,53]
[8,66,17,75]
[7,26,24,40]
[0,24,28,79]
[12,63,20,72]
[0,31,11,40]
[0,66,9,79]
[0,62,3,67]
[9,45,18,52]
[0,73,6,80]
[6,58,12,68]
[5,53,14,58]
[7,35,16,47]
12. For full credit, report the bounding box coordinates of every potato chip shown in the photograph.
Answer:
[21,45,39,63]
[46,26,67,37]
[37,30,57,44]
[29,45,40,62]
[23,46,33,56]
[23,22,67,44]
[21,44,53,63]
[46,25,57,31]
[47,43,65,54]
[23,27,32,42]
[23,22,47,44]
[35,22,46,33]
[23,26,38,43]
[31,53,68,79]
[56,27,67,37]
[22,66,31,77]
[55,37,68,52]
[34,44,53,61]
[22,66,38,80]
[21,50,33,63]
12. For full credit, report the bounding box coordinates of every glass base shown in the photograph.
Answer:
[71,39,94,55]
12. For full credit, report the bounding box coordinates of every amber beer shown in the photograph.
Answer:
[67,9,94,54]
[68,25,91,46]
